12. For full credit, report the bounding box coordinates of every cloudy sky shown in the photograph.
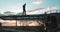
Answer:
[0,0,60,14]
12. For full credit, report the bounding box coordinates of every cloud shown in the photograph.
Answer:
[0,10,6,14]
[32,0,43,5]
[0,6,58,15]
[46,6,57,11]
[27,6,58,15]
[11,9,23,14]
[0,9,23,15]
[32,1,43,5]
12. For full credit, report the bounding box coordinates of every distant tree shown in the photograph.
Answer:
[0,13,4,16]
[16,12,22,15]
[4,11,14,15]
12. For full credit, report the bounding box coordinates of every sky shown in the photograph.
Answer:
[0,0,60,14]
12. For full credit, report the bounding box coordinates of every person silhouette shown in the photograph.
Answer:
[23,3,26,15]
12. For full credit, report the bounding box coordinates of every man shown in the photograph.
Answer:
[23,3,26,15]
